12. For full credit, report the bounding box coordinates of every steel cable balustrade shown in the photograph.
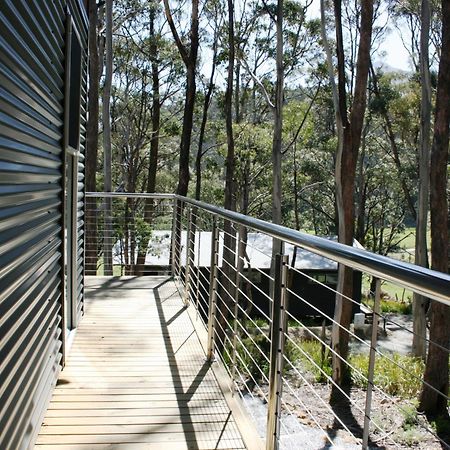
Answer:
[86,193,450,450]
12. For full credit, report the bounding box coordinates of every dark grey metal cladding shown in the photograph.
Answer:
[0,1,87,449]
[69,0,88,323]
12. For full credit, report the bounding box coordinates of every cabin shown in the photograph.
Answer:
[138,231,363,321]
[0,2,88,448]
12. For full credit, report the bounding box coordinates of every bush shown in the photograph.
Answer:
[363,297,412,314]
[295,340,332,383]
[350,353,424,398]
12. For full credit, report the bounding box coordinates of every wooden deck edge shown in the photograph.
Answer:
[29,362,62,450]
[186,304,265,450]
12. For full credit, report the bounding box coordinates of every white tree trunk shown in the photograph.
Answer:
[412,0,431,358]
[103,0,113,276]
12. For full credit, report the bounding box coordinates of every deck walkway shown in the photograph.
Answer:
[36,276,247,450]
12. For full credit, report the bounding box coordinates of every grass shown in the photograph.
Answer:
[362,275,413,311]
[349,352,425,398]
[226,331,426,401]
[291,341,424,399]
[393,226,431,251]
[362,296,412,314]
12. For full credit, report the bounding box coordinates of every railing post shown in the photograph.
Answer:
[184,207,194,306]
[195,227,201,315]
[266,254,288,450]
[170,198,180,278]
[232,225,244,391]
[363,278,381,449]
[207,217,219,361]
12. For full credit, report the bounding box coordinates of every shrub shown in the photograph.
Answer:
[294,340,332,382]
[349,353,425,398]
[362,297,412,314]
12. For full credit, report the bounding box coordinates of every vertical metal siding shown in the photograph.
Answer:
[0,1,87,448]
[69,0,88,323]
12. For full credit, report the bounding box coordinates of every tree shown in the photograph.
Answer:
[103,0,114,276]
[412,0,432,359]
[85,0,101,275]
[321,0,374,387]
[195,2,222,200]
[163,0,199,197]
[272,0,284,259]
[419,0,450,417]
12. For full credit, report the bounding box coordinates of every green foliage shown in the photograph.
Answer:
[349,353,425,399]
[224,333,271,383]
[362,297,412,315]
[295,340,332,383]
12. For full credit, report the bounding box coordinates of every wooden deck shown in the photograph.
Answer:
[36,276,247,450]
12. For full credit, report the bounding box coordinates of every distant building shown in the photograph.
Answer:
[138,231,363,320]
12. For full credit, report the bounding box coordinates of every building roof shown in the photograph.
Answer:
[135,231,363,271]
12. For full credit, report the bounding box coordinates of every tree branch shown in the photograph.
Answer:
[163,0,189,65]
[238,56,274,108]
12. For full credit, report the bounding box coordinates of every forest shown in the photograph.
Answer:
[84,0,449,438]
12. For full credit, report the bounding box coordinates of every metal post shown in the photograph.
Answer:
[207,218,219,361]
[363,278,381,449]
[266,254,288,450]
[170,198,179,278]
[196,227,201,317]
[184,207,193,305]
[232,225,244,391]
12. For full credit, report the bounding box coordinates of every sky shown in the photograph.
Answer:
[307,0,412,72]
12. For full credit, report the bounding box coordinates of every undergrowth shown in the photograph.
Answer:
[225,331,425,400]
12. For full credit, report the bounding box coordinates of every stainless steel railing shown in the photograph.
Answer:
[86,192,450,450]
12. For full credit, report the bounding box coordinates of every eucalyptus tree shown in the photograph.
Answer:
[111,0,183,271]
[163,0,199,197]
[85,0,102,274]
[103,0,114,275]
[387,0,443,358]
[194,1,224,201]
[320,0,374,388]
[419,0,450,417]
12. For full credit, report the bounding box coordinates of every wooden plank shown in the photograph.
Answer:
[49,393,228,402]
[39,422,240,435]
[44,406,239,418]
[36,441,244,449]
[42,414,236,426]
[36,431,245,445]
[36,277,247,449]
[47,400,229,409]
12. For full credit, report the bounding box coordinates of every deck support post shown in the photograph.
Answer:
[231,225,244,391]
[170,198,180,278]
[363,277,381,449]
[184,207,194,305]
[207,217,219,361]
[266,254,288,450]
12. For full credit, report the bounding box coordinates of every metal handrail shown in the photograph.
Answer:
[85,192,450,304]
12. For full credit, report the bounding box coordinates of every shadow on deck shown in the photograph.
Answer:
[35,276,247,449]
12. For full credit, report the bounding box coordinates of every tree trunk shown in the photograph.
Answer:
[163,0,199,198]
[217,0,237,353]
[103,0,113,276]
[136,5,161,275]
[271,0,284,262]
[412,0,432,359]
[163,0,199,274]
[195,11,219,201]
[328,0,373,388]
[419,0,450,417]
[85,0,100,275]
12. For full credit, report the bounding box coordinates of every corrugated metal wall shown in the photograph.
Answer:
[68,0,88,326]
[0,1,87,449]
